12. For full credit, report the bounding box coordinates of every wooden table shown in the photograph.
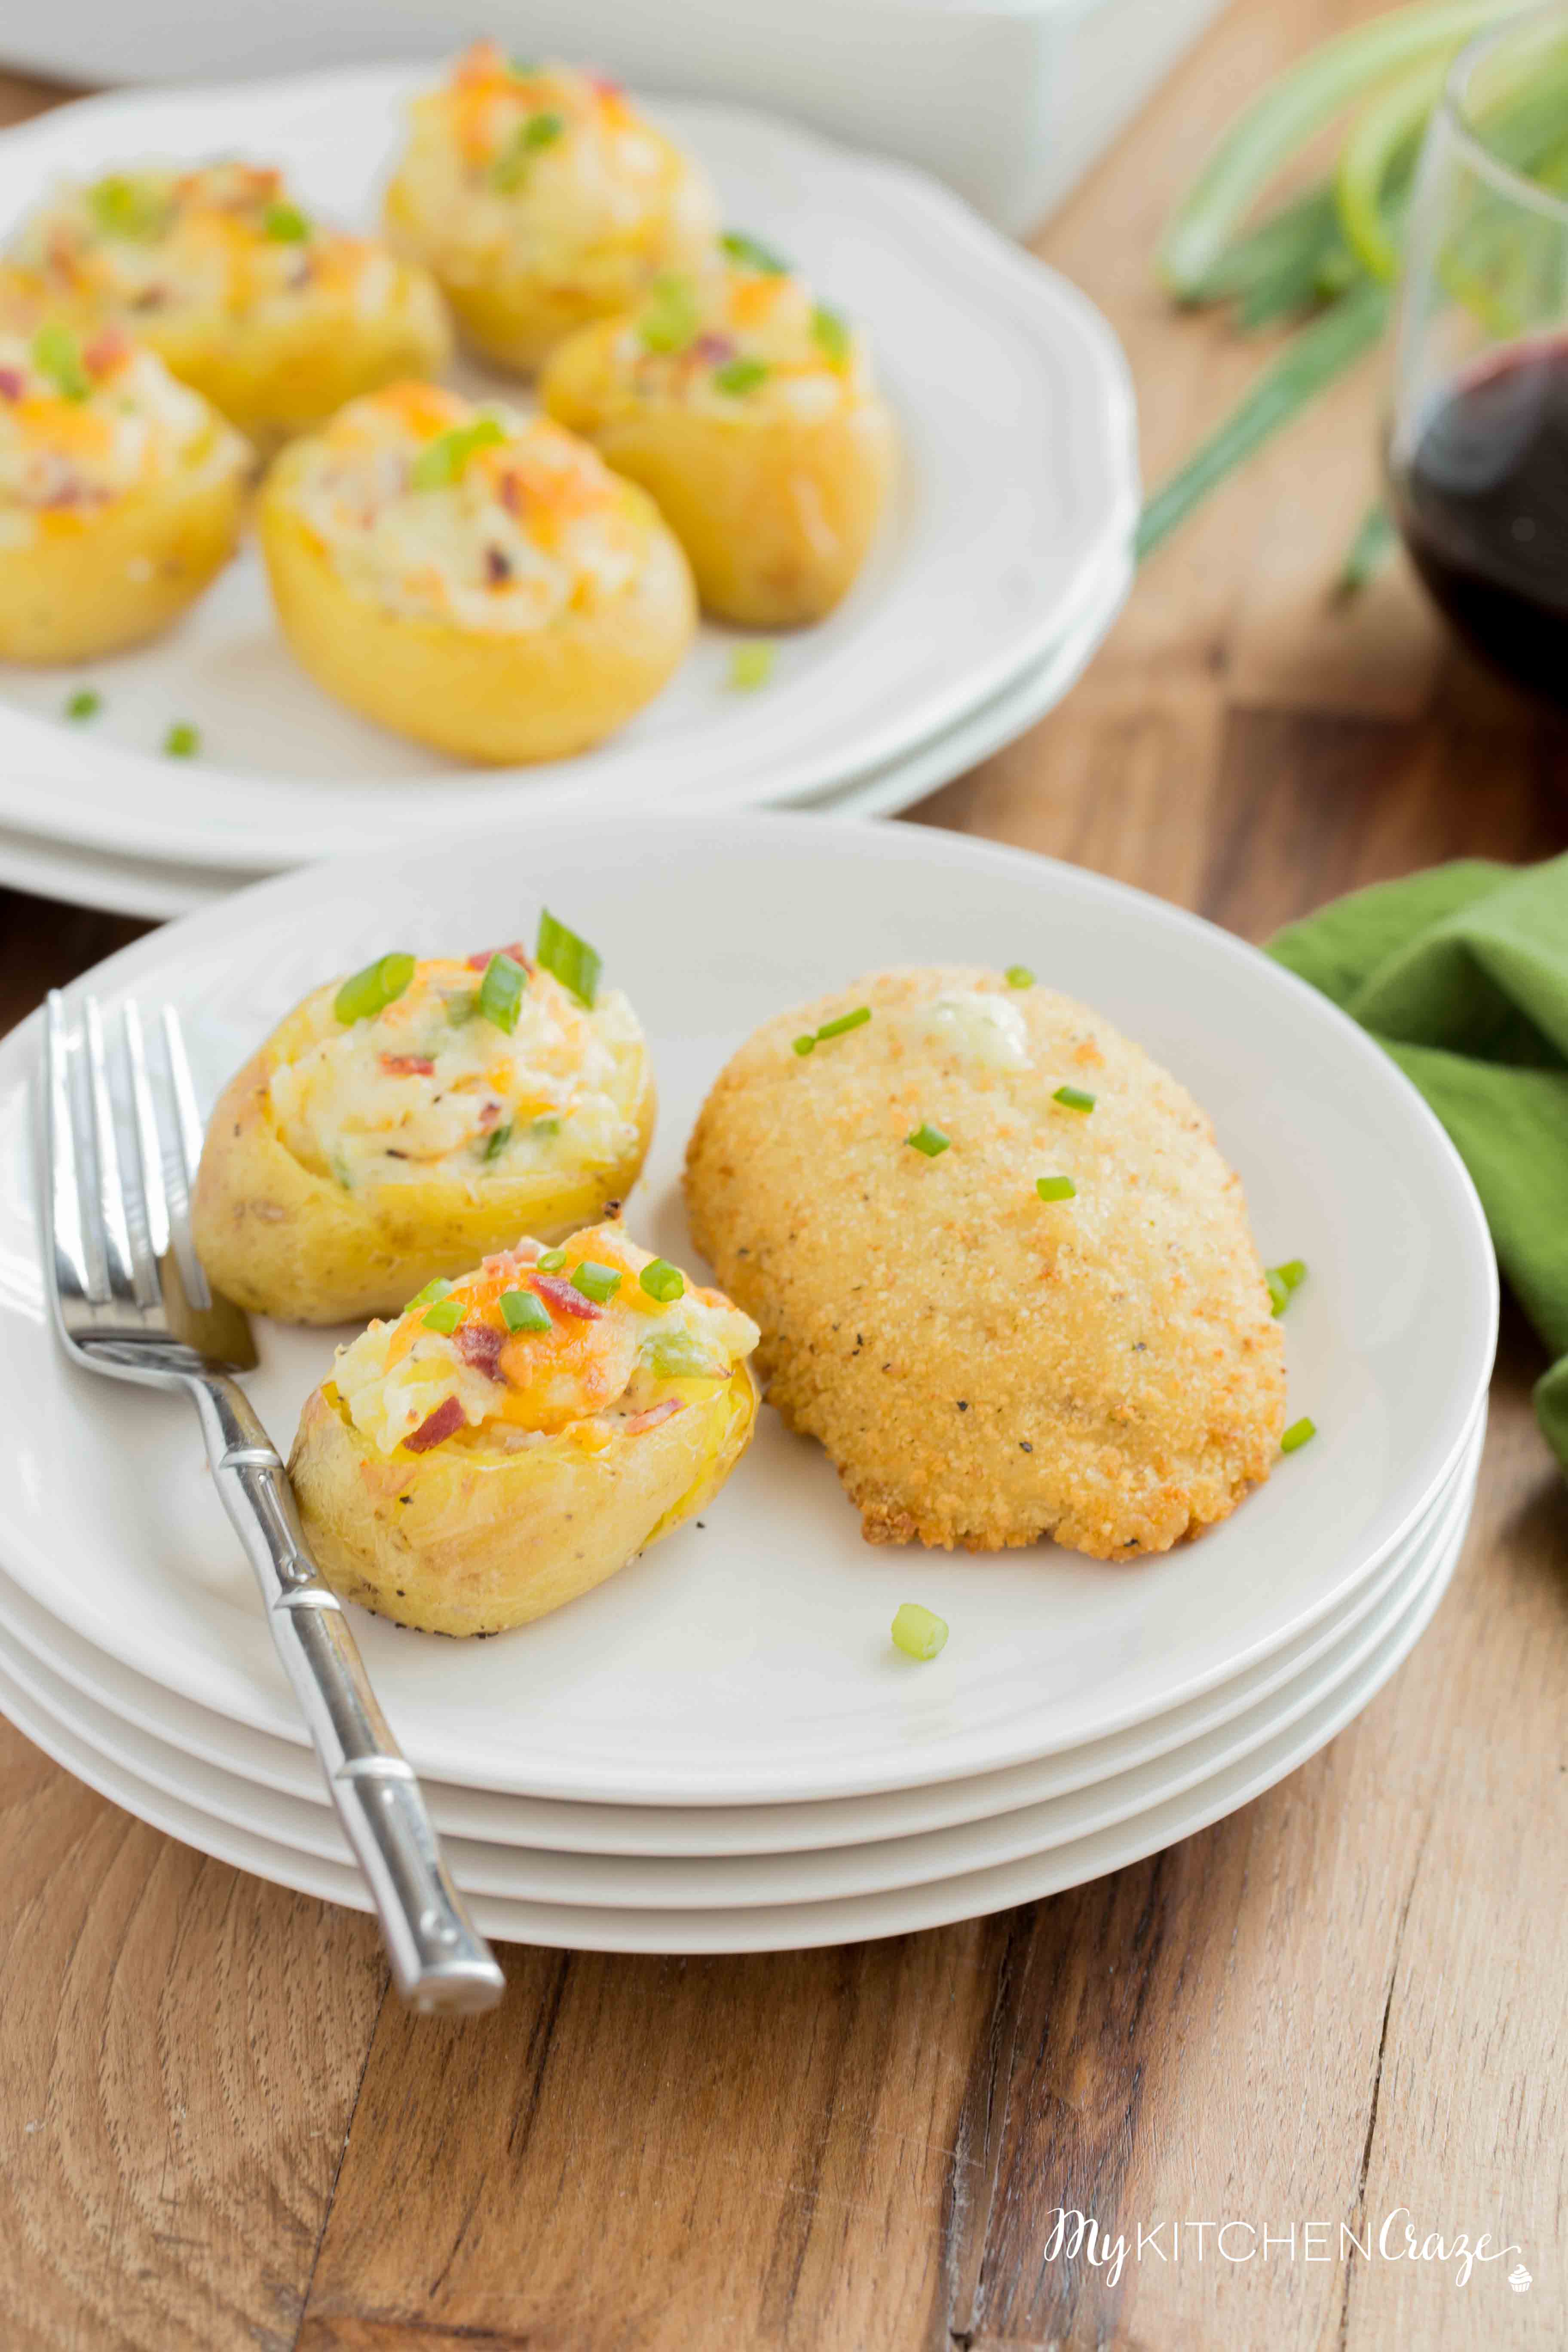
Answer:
[2,10,1565,2346]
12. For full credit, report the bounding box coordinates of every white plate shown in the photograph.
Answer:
[0,1396,1482,1858]
[0,815,1497,1803]
[0,1505,1464,1951]
[0,1445,1473,1909]
[0,548,1133,921]
[0,67,1137,873]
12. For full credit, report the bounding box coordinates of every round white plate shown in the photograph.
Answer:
[0,548,1133,922]
[0,1396,1482,1858]
[0,1449,1473,1910]
[0,1508,1463,1951]
[0,67,1137,872]
[0,815,1498,1803]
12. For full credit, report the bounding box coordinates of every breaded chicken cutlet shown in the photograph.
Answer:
[683,967,1287,1558]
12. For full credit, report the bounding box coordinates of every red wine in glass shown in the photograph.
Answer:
[1390,335,1568,707]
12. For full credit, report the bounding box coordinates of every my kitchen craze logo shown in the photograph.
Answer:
[1042,2208,1528,2290]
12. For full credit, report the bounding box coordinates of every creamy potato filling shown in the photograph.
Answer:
[330,1225,759,1457]
[279,384,648,631]
[268,953,643,1192]
[605,252,876,424]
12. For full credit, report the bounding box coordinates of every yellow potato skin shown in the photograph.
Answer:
[288,1359,757,1635]
[541,318,898,627]
[0,453,246,664]
[191,1002,655,1327]
[257,440,697,762]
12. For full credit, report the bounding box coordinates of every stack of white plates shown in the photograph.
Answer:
[0,67,1138,919]
[0,817,1498,1951]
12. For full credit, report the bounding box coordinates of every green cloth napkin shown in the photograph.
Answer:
[1268,853,1568,1473]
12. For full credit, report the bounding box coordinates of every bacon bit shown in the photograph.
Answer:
[454,1321,506,1381]
[0,368,24,401]
[484,545,511,584]
[497,471,524,516]
[692,333,736,365]
[466,941,529,971]
[625,1398,686,1436]
[83,329,130,376]
[532,1273,601,1320]
[404,1395,465,1452]
[476,1099,503,1130]
[591,74,625,98]
[379,1052,435,1077]
[129,286,169,311]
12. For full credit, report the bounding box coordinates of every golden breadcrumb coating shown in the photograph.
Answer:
[683,966,1287,1557]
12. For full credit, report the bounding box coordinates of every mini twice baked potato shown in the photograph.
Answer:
[383,44,717,374]
[257,381,697,761]
[0,319,249,663]
[192,924,655,1325]
[6,161,451,452]
[289,1223,760,1635]
[541,234,897,627]
[686,967,1287,1559]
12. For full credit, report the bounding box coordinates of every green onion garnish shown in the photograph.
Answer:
[446,989,478,1025]
[536,908,600,1008]
[816,1007,871,1041]
[1053,1084,1095,1113]
[334,950,416,1025]
[163,721,200,759]
[714,356,770,396]
[638,273,700,353]
[501,1288,551,1333]
[1276,1258,1307,1290]
[263,201,310,242]
[810,304,851,365]
[1281,1416,1317,1454]
[531,1113,560,1137]
[640,1259,685,1304]
[410,417,505,490]
[572,1260,622,1304]
[1266,1270,1290,1316]
[404,1277,452,1311]
[477,950,527,1034]
[33,322,90,401]
[482,1123,512,1162]
[492,111,565,187]
[1006,965,1035,988]
[792,1035,815,1056]
[536,1248,567,1272]
[728,642,775,691]
[906,1123,950,1158]
[1266,1259,1308,1316]
[891,1602,948,1661]
[647,1328,714,1379]
[1036,1175,1076,1202]
[720,229,789,274]
[64,688,101,722]
[88,174,169,241]
[422,1298,465,1334]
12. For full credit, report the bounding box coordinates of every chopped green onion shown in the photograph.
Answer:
[792,1035,815,1056]
[1266,1269,1291,1317]
[64,688,101,722]
[163,721,200,758]
[647,1329,715,1378]
[88,173,169,240]
[535,908,600,1008]
[536,1248,567,1272]
[404,1277,452,1311]
[501,1288,551,1333]
[1036,1175,1076,1202]
[1281,1415,1317,1454]
[32,322,89,401]
[1267,1259,1308,1315]
[816,1007,871,1041]
[1276,1258,1308,1291]
[446,989,478,1025]
[728,641,775,691]
[1006,965,1035,988]
[906,1122,950,1158]
[530,1114,560,1137]
[492,111,565,187]
[410,417,505,490]
[334,950,416,1026]
[1053,1084,1096,1113]
[482,1123,513,1162]
[810,303,851,365]
[720,229,789,274]
[714,356,770,396]
[262,201,310,242]
[640,1259,685,1304]
[891,1602,948,1661]
[572,1259,622,1303]
[422,1297,465,1334]
[477,950,527,1034]
[638,273,700,353]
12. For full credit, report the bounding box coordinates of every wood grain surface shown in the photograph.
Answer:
[1,8,1565,2347]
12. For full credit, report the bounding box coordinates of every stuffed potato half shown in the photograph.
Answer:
[289,1224,760,1635]
[257,382,696,761]
[0,320,249,663]
[383,45,717,374]
[541,236,896,628]
[192,926,654,1325]
[6,162,451,452]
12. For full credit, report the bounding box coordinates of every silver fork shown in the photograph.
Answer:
[40,989,505,2015]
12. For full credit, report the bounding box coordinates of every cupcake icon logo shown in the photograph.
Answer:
[1508,2263,1531,2293]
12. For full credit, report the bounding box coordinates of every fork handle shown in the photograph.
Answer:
[190,1372,505,2015]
